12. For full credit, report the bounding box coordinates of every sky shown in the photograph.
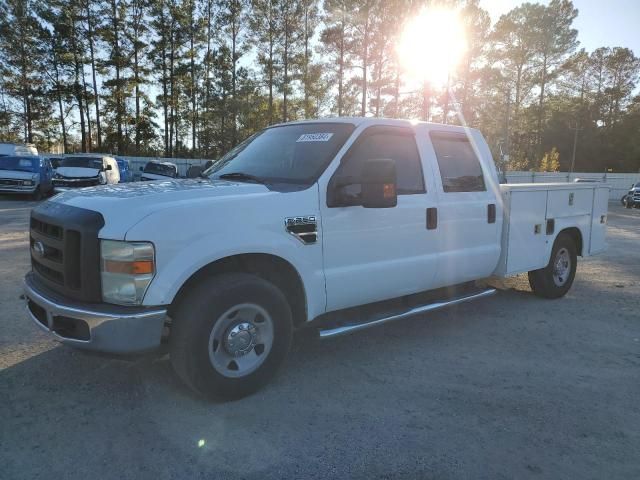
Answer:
[480,0,640,55]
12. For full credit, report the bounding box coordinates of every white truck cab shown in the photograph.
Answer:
[23,118,608,399]
[52,154,120,192]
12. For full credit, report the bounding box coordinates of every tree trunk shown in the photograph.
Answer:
[110,0,123,153]
[231,15,237,145]
[283,19,289,122]
[70,20,86,152]
[360,3,369,117]
[303,2,310,117]
[85,0,101,148]
[338,11,345,116]
[190,0,197,154]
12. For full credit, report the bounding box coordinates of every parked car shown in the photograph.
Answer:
[0,142,38,157]
[23,118,609,400]
[115,157,132,182]
[0,155,53,199]
[139,161,178,180]
[52,154,120,192]
[623,183,640,208]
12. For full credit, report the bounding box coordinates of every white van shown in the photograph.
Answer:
[0,143,38,157]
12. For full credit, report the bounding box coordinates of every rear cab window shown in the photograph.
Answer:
[430,132,486,193]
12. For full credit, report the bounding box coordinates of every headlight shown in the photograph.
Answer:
[22,180,34,186]
[100,240,155,305]
[54,173,62,179]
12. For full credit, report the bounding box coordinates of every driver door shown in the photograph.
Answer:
[320,126,440,312]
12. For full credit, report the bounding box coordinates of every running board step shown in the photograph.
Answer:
[318,288,496,339]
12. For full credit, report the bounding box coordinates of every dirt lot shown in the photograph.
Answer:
[1,196,639,480]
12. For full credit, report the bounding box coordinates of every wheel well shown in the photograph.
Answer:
[169,254,307,327]
[558,227,583,256]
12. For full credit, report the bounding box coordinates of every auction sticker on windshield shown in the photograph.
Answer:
[296,133,334,142]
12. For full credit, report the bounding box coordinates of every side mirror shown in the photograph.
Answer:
[105,164,112,171]
[139,166,144,171]
[361,158,397,208]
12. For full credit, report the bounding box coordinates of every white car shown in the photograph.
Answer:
[52,155,120,192]
[139,161,178,181]
[23,118,608,400]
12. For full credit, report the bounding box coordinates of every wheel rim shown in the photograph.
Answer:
[552,247,571,287]
[208,303,274,378]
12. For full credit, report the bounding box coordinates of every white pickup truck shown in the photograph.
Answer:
[23,118,609,399]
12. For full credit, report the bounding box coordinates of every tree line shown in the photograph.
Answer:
[0,0,638,172]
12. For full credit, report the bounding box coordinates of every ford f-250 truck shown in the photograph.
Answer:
[23,118,609,399]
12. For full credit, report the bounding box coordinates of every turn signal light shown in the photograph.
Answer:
[103,260,154,275]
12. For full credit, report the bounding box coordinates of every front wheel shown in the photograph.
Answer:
[528,233,578,299]
[169,273,293,400]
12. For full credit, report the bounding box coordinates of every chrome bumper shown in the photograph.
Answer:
[23,272,167,354]
[0,185,37,194]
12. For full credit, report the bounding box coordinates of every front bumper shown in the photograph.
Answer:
[0,185,37,194]
[23,272,167,354]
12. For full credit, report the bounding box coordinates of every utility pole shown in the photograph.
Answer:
[569,122,583,177]
[422,81,431,122]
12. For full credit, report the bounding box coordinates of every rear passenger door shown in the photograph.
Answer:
[427,131,501,286]
[321,125,440,312]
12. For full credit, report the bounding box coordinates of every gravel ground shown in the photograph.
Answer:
[1,196,639,480]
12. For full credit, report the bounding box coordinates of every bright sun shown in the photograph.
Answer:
[397,7,467,86]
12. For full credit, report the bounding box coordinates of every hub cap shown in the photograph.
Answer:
[208,303,274,378]
[552,247,571,287]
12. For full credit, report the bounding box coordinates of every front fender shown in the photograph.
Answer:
[123,188,326,320]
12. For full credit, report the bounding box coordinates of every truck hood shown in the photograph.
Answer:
[0,169,36,180]
[56,166,100,178]
[50,178,271,239]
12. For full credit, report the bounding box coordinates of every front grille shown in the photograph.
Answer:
[0,178,22,186]
[30,202,104,302]
[53,178,99,188]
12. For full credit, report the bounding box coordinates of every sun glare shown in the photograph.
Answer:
[397,7,467,86]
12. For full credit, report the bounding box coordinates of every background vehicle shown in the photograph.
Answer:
[624,183,640,208]
[0,156,53,199]
[0,142,38,157]
[52,155,120,192]
[115,157,132,182]
[23,118,608,400]
[139,161,178,180]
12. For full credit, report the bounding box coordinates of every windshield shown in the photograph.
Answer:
[59,157,104,169]
[205,123,356,184]
[144,162,177,177]
[0,156,38,172]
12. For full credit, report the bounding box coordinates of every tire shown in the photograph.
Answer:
[528,233,578,299]
[625,200,632,209]
[169,272,293,400]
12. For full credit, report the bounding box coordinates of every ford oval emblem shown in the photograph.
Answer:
[32,241,45,258]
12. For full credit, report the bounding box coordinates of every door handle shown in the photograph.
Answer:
[426,207,437,230]
[488,203,496,224]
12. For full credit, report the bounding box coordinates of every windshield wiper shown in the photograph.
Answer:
[218,172,266,184]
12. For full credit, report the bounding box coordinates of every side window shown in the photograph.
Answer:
[337,129,425,199]
[430,132,486,193]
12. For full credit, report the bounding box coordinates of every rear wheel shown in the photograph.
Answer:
[528,233,577,299]
[169,273,293,400]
